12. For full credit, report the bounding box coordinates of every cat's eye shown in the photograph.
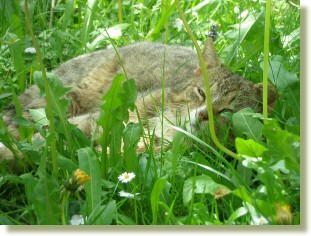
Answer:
[197,88,206,100]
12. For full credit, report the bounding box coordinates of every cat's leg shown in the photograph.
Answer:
[68,112,102,139]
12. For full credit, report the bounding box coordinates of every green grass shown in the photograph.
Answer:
[0,0,300,225]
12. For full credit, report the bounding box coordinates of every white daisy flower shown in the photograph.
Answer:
[118,172,136,183]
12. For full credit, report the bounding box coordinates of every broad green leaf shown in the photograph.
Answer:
[232,108,264,142]
[139,154,159,189]
[98,76,137,177]
[223,12,264,67]
[29,108,49,126]
[20,137,45,152]
[118,78,137,112]
[71,127,91,148]
[236,161,253,186]
[98,74,125,128]
[262,120,300,171]
[33,174,61,224]
[88,200,116,225]
[99,74,125,120]
[171,131,186,175]
[227,207,248,225]
[116,213,136,225]
[0,93,12,99]
[34,72,75,151]
[12,115,33,127]
[98,74,125,176]
[225,12,263,41]
[261,58,299,90]
[151,178,169,224]
[123,123,141,174]
[0,214,15,225]
[34,72,71,100]
[232,186,254,205]
[183,175,231,206]
[99,200,116,225]
[235,137,267,157]
[282,28,300,48]
[78,147,103,224]
[101,200,117,225]
[285,115,300,135]
[20,173,38,206]
[283,81,300,119]
[110,78,137,122]
[109,121,123,172]
[61,0,75,30]
[56,153,78,173]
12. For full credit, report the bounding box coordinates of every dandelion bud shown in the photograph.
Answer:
[275,203,293,225]
[64,169,91,192]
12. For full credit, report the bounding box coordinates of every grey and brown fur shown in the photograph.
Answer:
[0,38,276,162]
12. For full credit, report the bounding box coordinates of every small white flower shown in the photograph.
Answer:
[238,10,249,19]
[119,190,140,199]
[132,3,146,14]
[105,28,122,39]
[118,172,136,183]
[192,11,198,18]
[244,202,270,225]
[24,47,36,54]
[173,18,183,31]
[234,6,240,14]
[69,214,84,225]
[250,215,269,225]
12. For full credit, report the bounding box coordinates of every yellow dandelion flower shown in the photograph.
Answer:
[73,169,91,185]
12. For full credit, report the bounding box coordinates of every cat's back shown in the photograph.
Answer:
[118,42,199,90]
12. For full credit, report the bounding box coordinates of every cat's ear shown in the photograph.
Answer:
[253,83,277,112]
[194,37,221,76]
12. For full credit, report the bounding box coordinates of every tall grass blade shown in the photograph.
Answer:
[61,0,75,30]
[81,0,98,47]
[6,0,26,91]
[262,0,272,118]
[145,1,175,41]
